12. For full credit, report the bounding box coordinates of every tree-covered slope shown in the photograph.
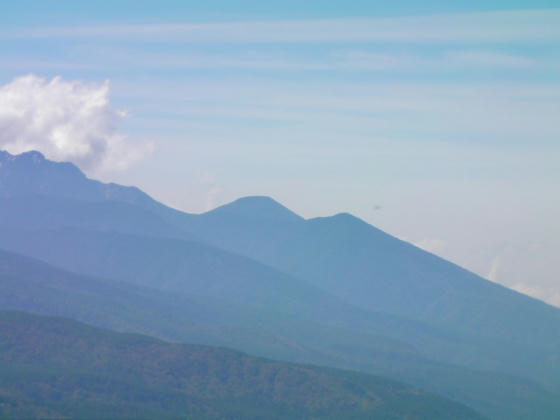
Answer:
[0,311,486,420]
[2,248,559,420]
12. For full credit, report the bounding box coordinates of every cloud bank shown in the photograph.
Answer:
[0,74,152,172]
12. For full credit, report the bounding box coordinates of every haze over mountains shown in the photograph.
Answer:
[1,150,560,419]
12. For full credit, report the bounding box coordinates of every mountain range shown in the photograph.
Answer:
[1,150,559,419]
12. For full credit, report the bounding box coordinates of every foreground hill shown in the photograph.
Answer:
[0,311,485,420]
[2,247,559,420]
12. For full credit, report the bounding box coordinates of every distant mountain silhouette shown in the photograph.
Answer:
[176,196,560,391]
[206,196,304,222]
[2,150,560,420]
[0,150,165,213]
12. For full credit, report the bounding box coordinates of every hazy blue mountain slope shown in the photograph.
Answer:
[2,248,560,420]
[2,151,560,418]
[181,196,309,264]
[5,149,554,355]
[186,197,560,344]
[270,213,560,340]
[0,248,420,370]
[204,195,303,223]
[0,227,472,355]
[0,311,487,420]
[0,150,166,212]
[172,198,560,388]
[0,227,375,316]
[0,194,191,238]
[2,150,554,352]
[0,150,192,229]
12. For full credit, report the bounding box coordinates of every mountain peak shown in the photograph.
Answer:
[0,149,90,197]
[205,196,304,222]
[0,149,81,172]
[18,150,46,162]
[0,150,161,210]
[0,150,46,164]
[0,150,12,162]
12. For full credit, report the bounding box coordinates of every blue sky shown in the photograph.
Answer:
[0,1,559,305]
[2,1,559,23]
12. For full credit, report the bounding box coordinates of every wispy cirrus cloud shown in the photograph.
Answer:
[445,50,535,67]
[2,10,560,44]
[30,47,539,73]
[333,49,538,71]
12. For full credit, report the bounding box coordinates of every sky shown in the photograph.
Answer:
[0,1,559,305]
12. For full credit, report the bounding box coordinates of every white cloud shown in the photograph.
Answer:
[487,256,501,282]
[0,74,153,173]
[197,171,226,212]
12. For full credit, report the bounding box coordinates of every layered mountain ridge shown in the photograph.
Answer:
[1,150,560,420]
